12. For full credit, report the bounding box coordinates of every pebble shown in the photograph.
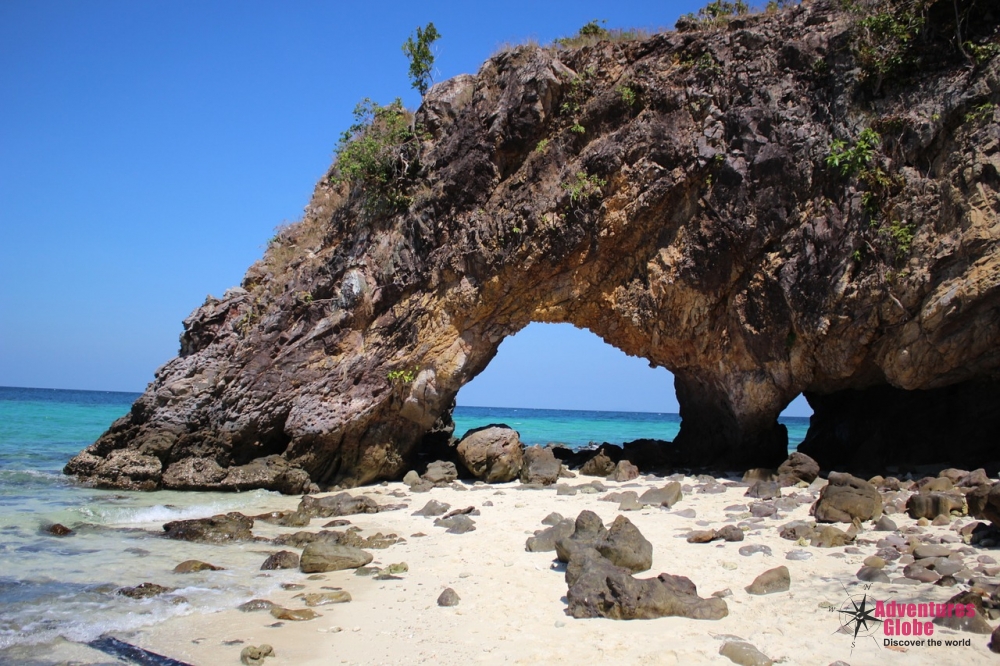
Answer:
[785,550,812,561]
[738,544,772,557]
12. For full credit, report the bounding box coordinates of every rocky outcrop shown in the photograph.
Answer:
[67,0,1000,492]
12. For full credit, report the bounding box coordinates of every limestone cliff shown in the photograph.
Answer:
[67,0,1000,492]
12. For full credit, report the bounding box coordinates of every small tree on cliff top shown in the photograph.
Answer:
[403,22,441,96]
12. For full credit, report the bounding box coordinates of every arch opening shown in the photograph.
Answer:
[448,322,812,456]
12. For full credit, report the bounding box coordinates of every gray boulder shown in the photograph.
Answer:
[519,446,561,485]
[595,515,653,573]
[299,543,373,573]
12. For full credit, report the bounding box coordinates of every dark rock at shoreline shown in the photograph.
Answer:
[163,512,254,543]
[811,473,881,523]
[455,425,523,483]
[519,446,560,485]
[580,451,616,477]
[299,543,372,573]
[117,582,173,599]
[174,560,224,573]
[238,599,277,612]
[261,551,300,570]
[45,523,73,536]
[252,510,311,527]
[298,492,379,518]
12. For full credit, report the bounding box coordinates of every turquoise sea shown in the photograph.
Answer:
[0,386,808,663]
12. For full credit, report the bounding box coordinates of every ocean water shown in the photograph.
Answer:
[0,387,808,663]
[452,405,809,450]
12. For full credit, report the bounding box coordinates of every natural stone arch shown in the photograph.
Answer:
[67,4,1000,492]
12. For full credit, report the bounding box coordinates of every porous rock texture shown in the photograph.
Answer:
[67,0,1000,492]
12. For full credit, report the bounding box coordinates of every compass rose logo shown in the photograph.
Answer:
[834,583,884,652]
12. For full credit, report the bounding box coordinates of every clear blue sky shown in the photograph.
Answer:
[0,0,811,417]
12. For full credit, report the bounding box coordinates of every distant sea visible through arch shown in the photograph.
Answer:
[453,405,809,452]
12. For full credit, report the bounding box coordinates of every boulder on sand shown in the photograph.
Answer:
[456,425,524,483]
[811,472,881,523]
[519,446,561,485]
[299,543,372,573]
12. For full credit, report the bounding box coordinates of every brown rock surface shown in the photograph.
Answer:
[65,1,1000,492]
[455,425,523,482]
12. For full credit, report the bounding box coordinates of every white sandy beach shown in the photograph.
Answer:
[91,472,1000,666]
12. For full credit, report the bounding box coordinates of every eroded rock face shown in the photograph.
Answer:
[66,1,1000,492]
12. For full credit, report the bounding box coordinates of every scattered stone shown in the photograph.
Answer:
[990,624,1000,653]
[298,493,380,518]
[674,508,697,518]
[299,543,373,573]
[269,607,320,621]
[776,452,819,487]
[786,550,812,561]
[437,588,460,607]
[608,459,639,482]
[595,515,653,573]
[738,545,772,557]
[619,493,644,511]
[423,461,458,485]
[541,512,564,526]
[933,591,994,633]
[162,512,254,543]
[903,565,940,584]
[171,560,223,574]
[239,599,276,612]
[253,510,310,527]
[261,551,299,571]
[639,482,683,508]
[300,591,351,606]
[433,514,477,534]
[566,550,728,620]
[580,452,616,477]
[874,515,897,531]
[688,530,717,544]
[913,544,954,559]
[526,519,575,552]
[749,502,777,518]
[745,566,790,595]
[456,425,524,482]
[280,583,305,591]
[959,468,991,488]
[518,446,561,485]
[742,469,774,483]
[412,500,450,517]
[555,483,577,496]
[745,481,780,500]
[857,566,890,583]
[812,473,882,523]
[117,582,173,599]
[402,470,421,487]
[811,525,854,548]
[906,493,964,520]
[719,640,773,666]
[555,510,608,563]
[240,644,274,666]
[778,520,813,541]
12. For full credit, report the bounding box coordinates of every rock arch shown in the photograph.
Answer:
[67,3,1000,491]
